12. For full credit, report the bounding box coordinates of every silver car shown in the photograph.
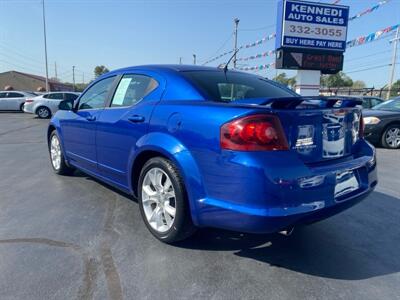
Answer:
[24,92,80,118]
[0,91,38,111]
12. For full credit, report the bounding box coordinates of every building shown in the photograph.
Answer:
[0,71,73,92]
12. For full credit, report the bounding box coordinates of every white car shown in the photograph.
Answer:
[24,92,80,118]
[0,91,38,111]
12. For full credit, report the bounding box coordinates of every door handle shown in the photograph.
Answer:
[128,115,145,123]
[86,115,96,121]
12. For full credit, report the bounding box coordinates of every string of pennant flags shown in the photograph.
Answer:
[236,50,275,62]
[236,23,400,72]
[346,23,399,48]
[348,0,390,21]
[237,62,276,72]
[202,33,276,65]
[203,0,391,65]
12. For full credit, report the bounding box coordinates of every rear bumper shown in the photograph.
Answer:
[23,103,34,114]
[193,140,377,233]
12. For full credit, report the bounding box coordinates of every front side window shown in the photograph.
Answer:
[182,71,296,102]
[46,93,64,100]
[110,74,158,107]
[7,92,24,98]
[370,98,383,107]
[0,92,7,98]
[64,93,79,101]
[78,76,115,110]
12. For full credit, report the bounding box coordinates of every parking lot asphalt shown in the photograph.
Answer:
[0,112,399,300]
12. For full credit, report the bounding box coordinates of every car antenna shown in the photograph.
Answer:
[219,49,240,73]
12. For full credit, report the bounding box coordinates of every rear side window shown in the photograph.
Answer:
[182,71,296,102]
[110,74,158,107]
[7,92,24,98]
[64,93,78,101]
[361,100,370,109]
[79,76,115,110]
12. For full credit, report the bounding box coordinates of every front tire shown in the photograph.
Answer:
[381,124,400,149]
[37,106,51,119]
[49,131,75,175]
[138,157,195,243]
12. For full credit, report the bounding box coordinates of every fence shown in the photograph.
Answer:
[320,87,400,99]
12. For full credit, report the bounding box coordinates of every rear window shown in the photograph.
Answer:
[181,71,296,102]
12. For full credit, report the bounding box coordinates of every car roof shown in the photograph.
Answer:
[109,64,245,75]
[43,91,80,94]
[0,90,33,93]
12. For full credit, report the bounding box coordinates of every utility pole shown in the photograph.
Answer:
[82,72,85,84]
[233,18,240,68]
[193,54,197,65]
[54,62,58,80]
[387,26,400,99]
[179,57,182,65]
[72,66,76,91]
[42,0,49,91]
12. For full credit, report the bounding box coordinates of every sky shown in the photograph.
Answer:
[0,0,399,87]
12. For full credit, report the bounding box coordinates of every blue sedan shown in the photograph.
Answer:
[48,65,377,243]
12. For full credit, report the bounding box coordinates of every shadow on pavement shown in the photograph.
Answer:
[177,191,400,281]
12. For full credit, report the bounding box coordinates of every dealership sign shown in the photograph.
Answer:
[276,0,349,51]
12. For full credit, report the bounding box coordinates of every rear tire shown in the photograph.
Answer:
[37,106,51,119]
[49,131,75,175]
[381,124,400,149]
[138,157,196,243]
[20,103,25,112]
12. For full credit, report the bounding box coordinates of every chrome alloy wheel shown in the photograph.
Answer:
[385,127,400,148]
[50,135,62,170]
[38,107,49,118]
[142,167,176,233]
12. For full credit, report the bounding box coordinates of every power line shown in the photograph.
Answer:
[346,64,391,74]
[239,24,275,32]
[200,33,233,64]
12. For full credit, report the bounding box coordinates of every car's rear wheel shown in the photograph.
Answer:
[37,106,51,119]
[19,103,25,112]
[49,131,75,175]
[381,124,400,149]
[138,157,195,243]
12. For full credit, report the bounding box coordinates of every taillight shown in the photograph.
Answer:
[220,114,289,151]
[25,99,34,103]
[359,115,364,138]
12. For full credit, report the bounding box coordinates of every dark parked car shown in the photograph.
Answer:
[363,97,400,149]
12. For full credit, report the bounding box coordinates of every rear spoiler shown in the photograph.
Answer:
[234,96,363,109]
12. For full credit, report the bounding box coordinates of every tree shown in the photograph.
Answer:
[273,72,296,87]
[389,79,400,97]
[352,80,366,89]
[94,65,110,78]
[321,72,353,88]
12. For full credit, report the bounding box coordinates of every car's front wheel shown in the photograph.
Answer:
[49,131,75,175]
[138,157,195,243]
[37,106,51,119]
[381,124,400,149]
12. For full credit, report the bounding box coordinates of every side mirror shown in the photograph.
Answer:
[58,99,74,111]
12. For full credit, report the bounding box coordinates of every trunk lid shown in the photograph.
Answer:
[235,96,363,164]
